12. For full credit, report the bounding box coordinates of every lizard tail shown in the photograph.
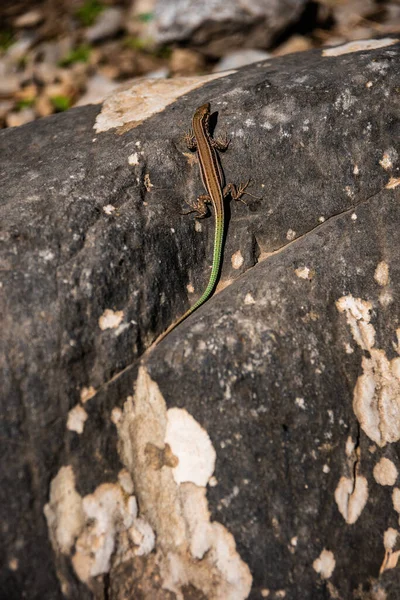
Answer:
[154,210,224,345]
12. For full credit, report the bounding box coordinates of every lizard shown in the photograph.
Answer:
[154,102,254,346]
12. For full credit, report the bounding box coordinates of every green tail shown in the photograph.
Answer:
[155,214,224,344]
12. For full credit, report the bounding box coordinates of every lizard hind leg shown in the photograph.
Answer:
[181,194,211,218]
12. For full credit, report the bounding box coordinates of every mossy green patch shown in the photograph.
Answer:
[75,0,104,27]
[50,95,72,112]
[58,44,91,67]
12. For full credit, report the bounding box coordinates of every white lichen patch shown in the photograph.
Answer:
[111,406,123,424]
[67,405,88,434]
[380,528,400,573]
[98,308,124,330]
[231,250,244,270]
[44,467,154,586]
[374,262,389,286]
[336,295,375,351]
[345,436,355,457]
[144,173,153,191]
[354,350,400,446]
[335,89,356,111]
[80,386,96,403]
[379,289,393,307]
[244,293,256,305]
[313,549,336,579]
[336,295,400,446]
[220,485,240,509]
[373,458,398,486]
[128,152,140,166]
[72,483,154,582]
[295,397,306,410]
[386,177,400,189]
[216,277,234,293]
[115,321,132,336]
[392,488,400,514]
[384,527,398,551]
[286,229,296,241]
[118,469,134,495]
[390,357,400,381]
[295,266,314,280]
[379,153,393,171]
[334,475,368,524]
[322,38,399,57]
[179,483,212,559]
[128,517,155,557]
[94,73,236,133]
[261,100,294,126]
[39,249,55,261]
[103,204,116,215]
[117,366,252,599]
[165,407,216,487]
[44,466,85,554]
[129,517,156,556]
[8,558,18,571]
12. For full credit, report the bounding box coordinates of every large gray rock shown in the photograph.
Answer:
[1,37,400,599]
[154,0,307,56]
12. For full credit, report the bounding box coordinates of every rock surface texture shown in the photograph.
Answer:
[1,37,400,600]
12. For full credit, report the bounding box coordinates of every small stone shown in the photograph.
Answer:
[15,84,38,102]
[85,8,123,43]
[273,35,313,57]
[170,48,206,75]
[6,33,37,63]
[126,0,157,38]
[0,100,13,125]
[38,39,73,68]
[35,95,54,117]
[0,75,20,99]
[6,108,36,128]
[214,49,271,72]
[14,10,43,28]
[75,74,119,107]
[145,67,170,79]
[60,63,88,90]
[32,62,58,86]
[44,82,74,100]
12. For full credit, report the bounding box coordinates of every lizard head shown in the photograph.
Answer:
[194,102,211,120]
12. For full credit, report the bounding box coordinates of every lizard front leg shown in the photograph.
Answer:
[223,180,259,204]
[183,129,197,151]
[211,134,230,152]
[181,194,211,218]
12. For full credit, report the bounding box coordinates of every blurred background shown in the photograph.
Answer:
[1,0,399,128]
